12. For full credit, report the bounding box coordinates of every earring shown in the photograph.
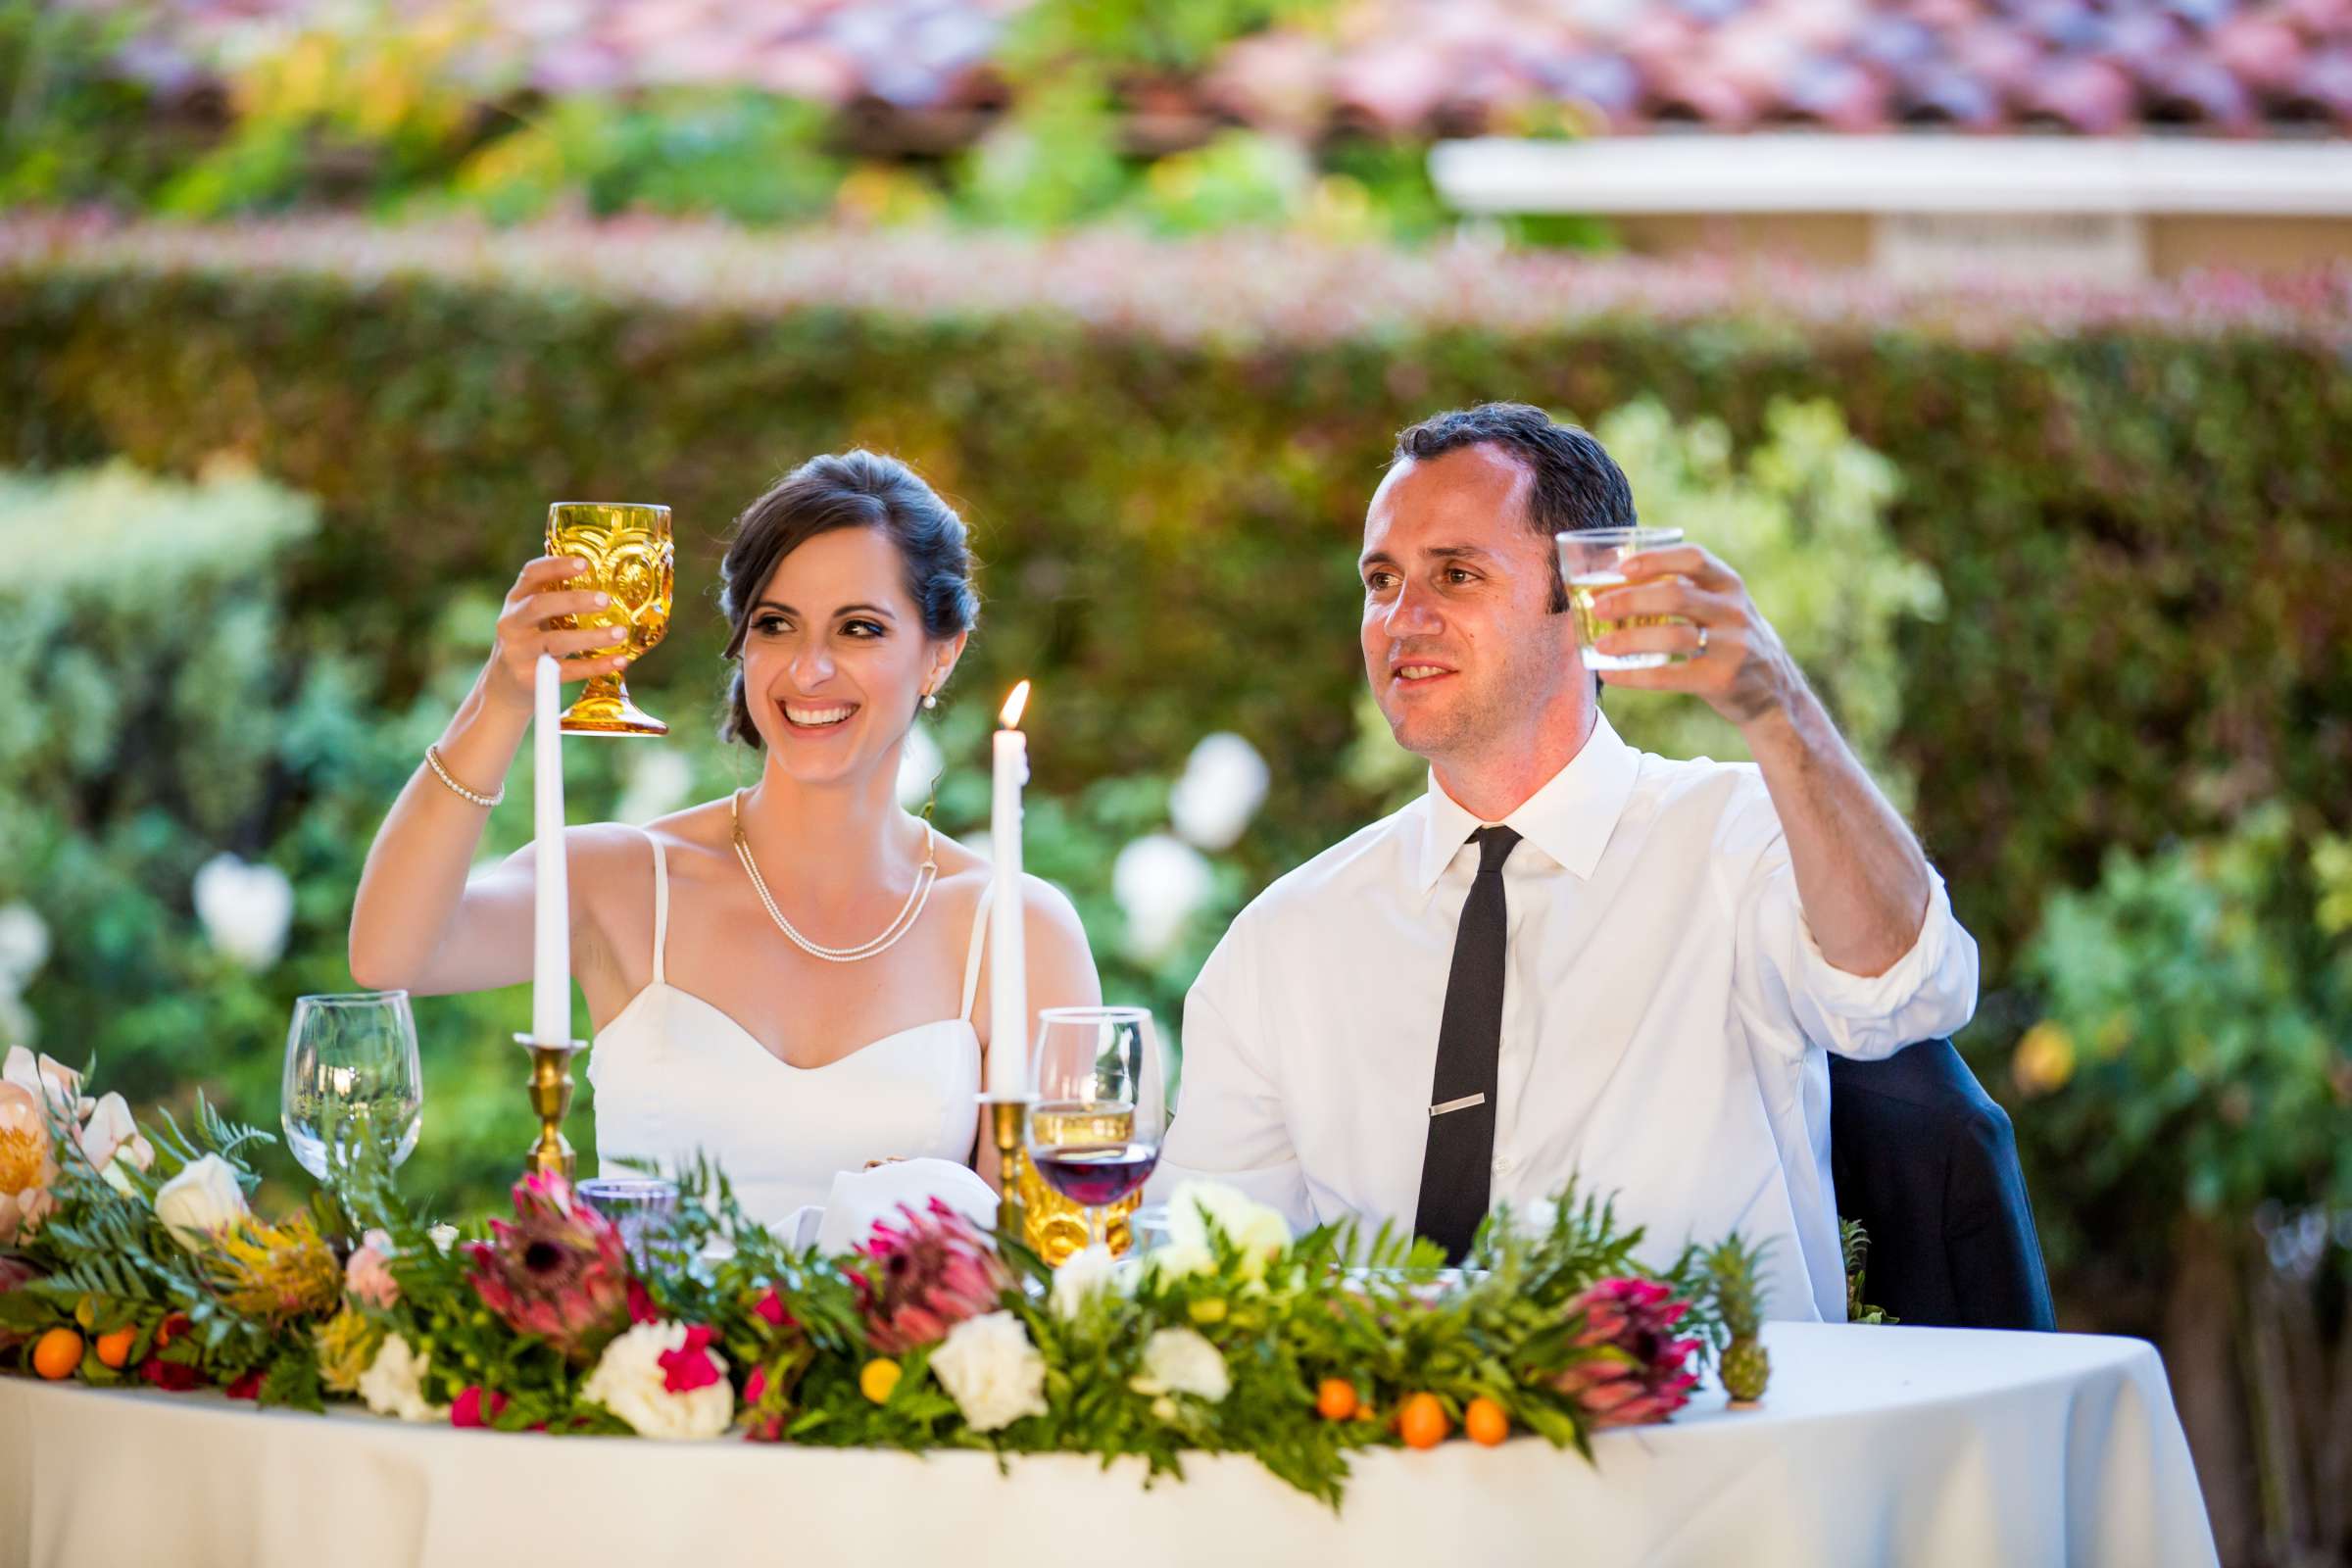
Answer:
[921,690,938,710]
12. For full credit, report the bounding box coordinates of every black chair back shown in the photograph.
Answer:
[1828,1039,2056,1331]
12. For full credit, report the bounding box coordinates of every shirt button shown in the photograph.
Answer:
[1492,1155,1515,1175]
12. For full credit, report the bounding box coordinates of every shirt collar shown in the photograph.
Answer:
[1410,712,1642,895]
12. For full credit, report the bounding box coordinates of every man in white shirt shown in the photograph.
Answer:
[1152,402,1978,1322]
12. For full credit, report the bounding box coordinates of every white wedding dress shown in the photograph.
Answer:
[586,828,987,1233]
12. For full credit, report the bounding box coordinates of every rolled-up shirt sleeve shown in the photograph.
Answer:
[1151,926,1313,1229]
[1725,789,1981,1062]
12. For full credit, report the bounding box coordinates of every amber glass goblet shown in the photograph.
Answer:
[545,502,672,737]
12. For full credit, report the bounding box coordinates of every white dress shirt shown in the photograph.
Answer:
[1152,712,1979,1321]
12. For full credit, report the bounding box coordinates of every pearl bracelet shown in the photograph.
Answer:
[425,745,505,808]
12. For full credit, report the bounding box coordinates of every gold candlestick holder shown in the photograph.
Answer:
[980,1095,1030,1242]
[516,1034,588,1181]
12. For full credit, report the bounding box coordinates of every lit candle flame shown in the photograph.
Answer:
[1000,679,1031,729]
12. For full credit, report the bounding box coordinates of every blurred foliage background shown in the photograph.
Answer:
[5,0,2352,1560]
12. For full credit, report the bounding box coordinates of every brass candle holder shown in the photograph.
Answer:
[980,1094,1030,1242]
[517,1034,588,1181]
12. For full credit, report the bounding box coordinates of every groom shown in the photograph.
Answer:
[1152,403,1978,1322]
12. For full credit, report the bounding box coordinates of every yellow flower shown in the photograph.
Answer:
[1187,1298,1229,1325]
[2012,1022,2078,1098]
[213,1212,344,1323]
[315,1303,383,1396]
[859,1358,903,1403]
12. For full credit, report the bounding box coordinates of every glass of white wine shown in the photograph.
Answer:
[282,991,423,1182]
[1556,524,1687,671]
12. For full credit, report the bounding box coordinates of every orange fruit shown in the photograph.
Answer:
[1396,1391,1449,1450]
[32,1327,83,1381]
[1315,1378,1358,1422]
[94,1328,137,1369]
[1464,1396,1509,1446]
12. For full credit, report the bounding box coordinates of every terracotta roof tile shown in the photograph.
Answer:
[90,0,2352,138]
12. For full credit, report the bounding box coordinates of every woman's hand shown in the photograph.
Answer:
[483,556,632,712]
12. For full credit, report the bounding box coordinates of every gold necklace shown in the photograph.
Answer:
[730,790,938,963]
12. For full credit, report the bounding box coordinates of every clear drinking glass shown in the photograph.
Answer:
[575,1176,680,1264]
[281,991,423,1181]
[1555,524,1688,671]
[1025,1006,1167,1253]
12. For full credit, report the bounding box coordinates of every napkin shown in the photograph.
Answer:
[782,1158,998,1255]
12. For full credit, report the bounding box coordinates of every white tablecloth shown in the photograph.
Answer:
[1,1323,2216,1568]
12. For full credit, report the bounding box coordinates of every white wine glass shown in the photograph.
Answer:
[1025,1006,1166,1253]
[282,991,423,1182]
[1556,524,1688,671]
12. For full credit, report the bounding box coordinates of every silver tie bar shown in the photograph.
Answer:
[1429,1093,1487,1117]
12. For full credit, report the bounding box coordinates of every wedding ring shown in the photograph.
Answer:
[1695,625,1711,656]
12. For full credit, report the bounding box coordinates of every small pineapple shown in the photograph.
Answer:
[1708,1235,1772,1406]
[1720,1335,1771,1405]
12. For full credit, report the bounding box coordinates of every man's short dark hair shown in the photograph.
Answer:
[1392,402,1637,612]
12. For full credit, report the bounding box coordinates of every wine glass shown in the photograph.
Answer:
[281,991,423,1182]
[1025,1006,1166,1254]
[545,502,673,736]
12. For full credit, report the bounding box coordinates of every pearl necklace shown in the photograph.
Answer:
[730,790,938,963]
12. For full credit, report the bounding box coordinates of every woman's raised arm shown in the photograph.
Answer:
[346,555,628,996]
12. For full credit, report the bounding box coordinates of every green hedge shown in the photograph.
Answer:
[10,228,2348,989]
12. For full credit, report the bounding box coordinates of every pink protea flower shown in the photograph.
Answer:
[1553,1277,1703,1429]
[464,1172,631,1363]
[856,1199,1011,1355]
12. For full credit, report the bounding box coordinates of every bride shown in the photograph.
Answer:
[348,451,1100,1229]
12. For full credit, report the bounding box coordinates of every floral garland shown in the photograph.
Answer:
[0,1050,1765,1505]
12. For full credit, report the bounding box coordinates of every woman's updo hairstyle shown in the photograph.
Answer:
[717,450,979,749]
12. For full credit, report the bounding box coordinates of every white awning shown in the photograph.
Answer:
[1428,134,2352,218]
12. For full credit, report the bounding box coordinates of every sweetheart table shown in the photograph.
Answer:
[1,1321,2215,1568]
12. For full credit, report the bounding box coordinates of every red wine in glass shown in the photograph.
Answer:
[1031,1143,1160,1208]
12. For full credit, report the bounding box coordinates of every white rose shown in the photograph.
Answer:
[1050,1243,1123,1319]
[1165,1181,1290,1279]
[1169,732,1268,852]
[1511,1199,1560,1240]
[0,989,33,1056]
[78,1092,155,1195]
[1142,1240,1217,1282]
[1129,1327,1230,1404]
[931,1310,1048,1434]
[192,853,294,971]
[357,1333,446,1423]
[580,1320,734,1441]
[895,723,943,811]
[0,905,50,990]
[154,1153,251,1250]
[427,1222,460,1254]
[616,749,695,826]
[1112,834,1213,961]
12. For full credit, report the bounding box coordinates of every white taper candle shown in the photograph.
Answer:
[986,681,1031,1095]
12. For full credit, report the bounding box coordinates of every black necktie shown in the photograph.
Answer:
[1413,824,1520,1263]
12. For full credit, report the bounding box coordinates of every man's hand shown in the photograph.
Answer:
[1587,545,1801,731]
[1589,541,1932,977]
